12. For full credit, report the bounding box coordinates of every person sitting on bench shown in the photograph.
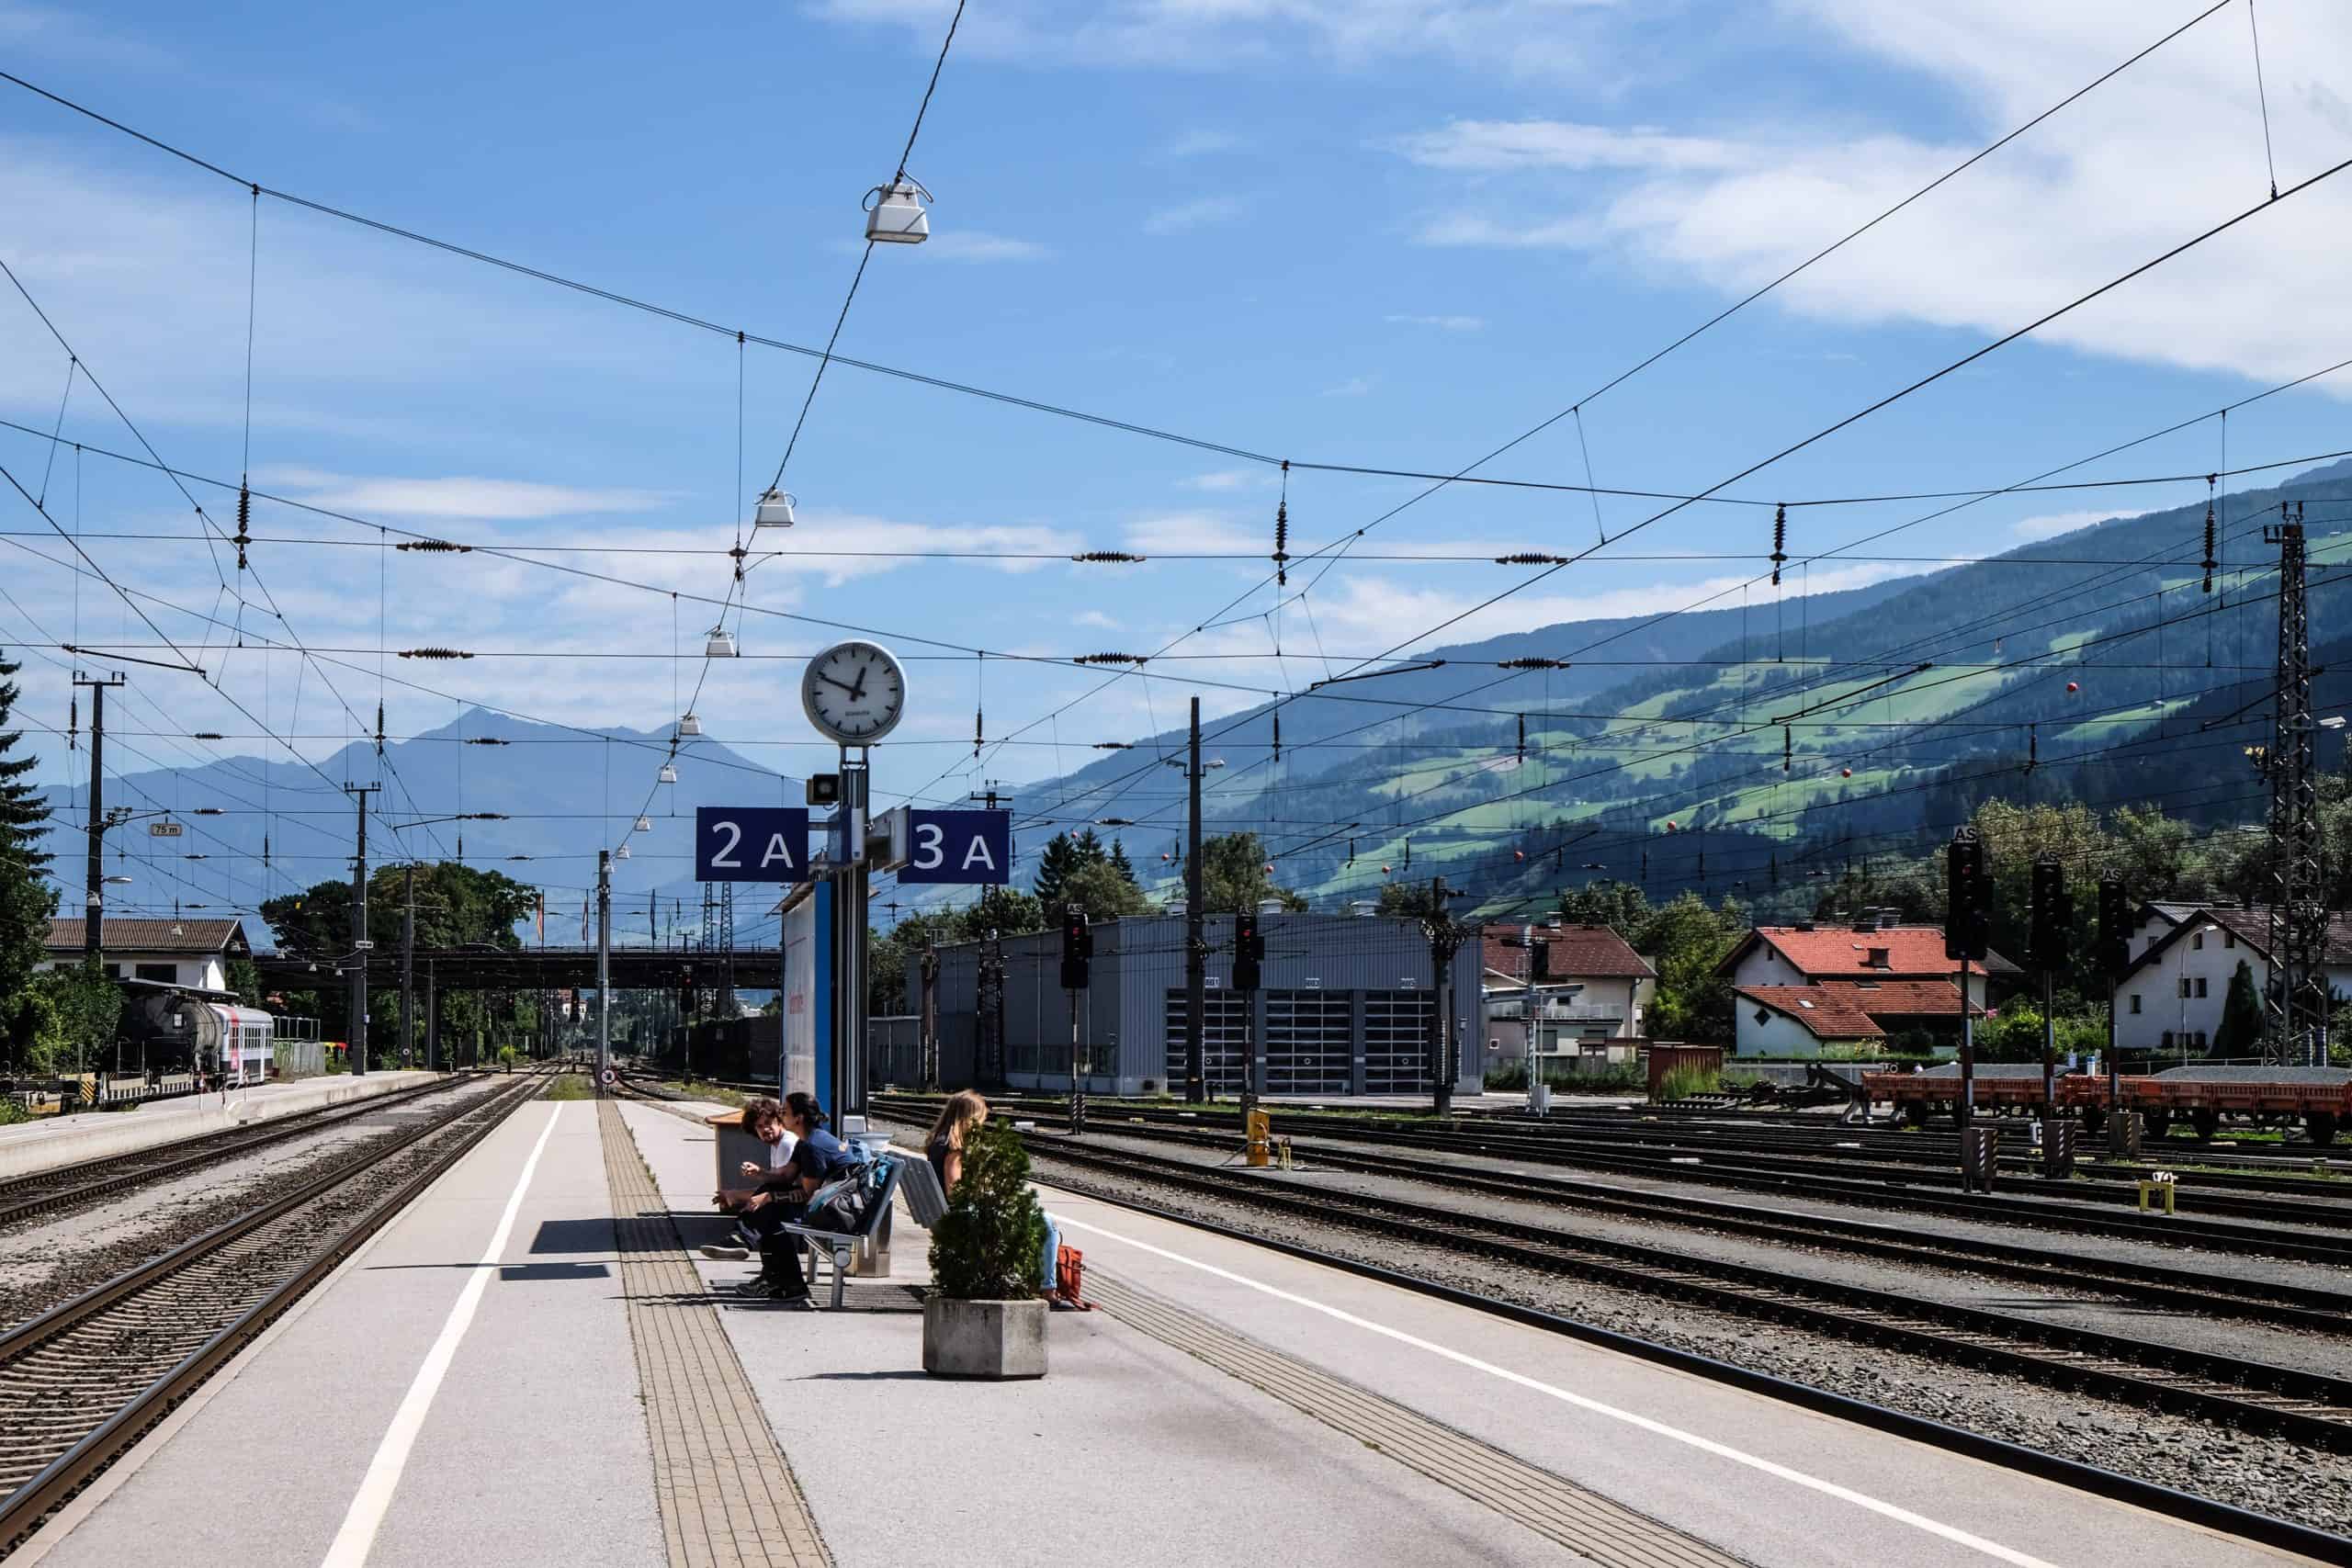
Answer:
[712,1091,862,1308]
[705,1097,797,1258]
[922,1090,1065,1299]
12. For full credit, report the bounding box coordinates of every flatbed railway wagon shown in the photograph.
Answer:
[1862,1064,2352,1145]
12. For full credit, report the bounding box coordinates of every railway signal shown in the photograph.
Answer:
[2029,854,2071,972]
[1944,830,1989,961]
[1060,905,1092,1134]
[1232,911,1263,993]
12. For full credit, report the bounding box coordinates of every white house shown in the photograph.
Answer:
[1714,919,2013,1057]
[1480,920,1656,1064]
[40,917,252,991]
[2110,904,2352,1055]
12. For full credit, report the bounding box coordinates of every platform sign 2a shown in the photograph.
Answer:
[894,808,1012,885]
[695,807,813,883]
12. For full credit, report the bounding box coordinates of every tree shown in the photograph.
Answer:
[1555,880,1651,942]
[2212,958,2264,1057]
[24,959,121,1077]
[1058,856,1152,921]
[1033,829,1106,906]
[0,654,54,1067]
[1109,837,1137,885]
[1197,832,1305,912]
[1634,893,1743,1043]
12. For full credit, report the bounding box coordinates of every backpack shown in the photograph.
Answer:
[806,1152,884,1234]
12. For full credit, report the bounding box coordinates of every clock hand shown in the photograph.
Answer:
[818,673,861,696]
[849,666,869,702]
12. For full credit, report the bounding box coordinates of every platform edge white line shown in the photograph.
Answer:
[1055,1210,2063,1568]
[317,1101,563,1568]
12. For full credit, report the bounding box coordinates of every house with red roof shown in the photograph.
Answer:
[1714,918,2009,1057]
[1479,919,1655,1066]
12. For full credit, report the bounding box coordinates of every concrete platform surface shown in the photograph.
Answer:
[25,1097,662,1568]
[0,1070,444,1179]
[22,1089,2329,1568]
[616,1103,2322,1568]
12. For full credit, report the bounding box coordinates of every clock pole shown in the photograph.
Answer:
[835,742,871,1127]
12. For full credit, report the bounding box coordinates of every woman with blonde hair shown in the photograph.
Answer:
[923,1089,989,1194]
[922,1090,1066,1299]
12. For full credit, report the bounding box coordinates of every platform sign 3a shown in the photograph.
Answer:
[695,807,813,883]
[886,807,1012,885]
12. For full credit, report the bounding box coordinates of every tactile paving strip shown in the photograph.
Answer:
[1088,1271,1752,1568]
[598,1100,832,1568]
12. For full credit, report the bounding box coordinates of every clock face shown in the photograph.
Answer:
[801,640,906,743]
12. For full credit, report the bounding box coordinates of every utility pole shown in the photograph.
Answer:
[344,783,380,1076]
[425,959,438,1073]
[2262,504,2326,1064]
[1185,696,1206,1103]
[596,848,613,1091]
[74,672,124,968]
[977,922,1005,1089]
[400,863,417,1070]
[1421,875,1469,1116]
[919,944,941,1090]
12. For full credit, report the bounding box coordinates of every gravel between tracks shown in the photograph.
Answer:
[1071,1129,2352,1382]
[1018,1140,2352,1538]
[0,1077,512,1329]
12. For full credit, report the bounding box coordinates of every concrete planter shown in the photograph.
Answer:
[922,1296,1047,1380]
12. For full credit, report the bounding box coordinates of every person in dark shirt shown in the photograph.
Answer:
[923,1089,989,1195]
[733,1092,862,1307]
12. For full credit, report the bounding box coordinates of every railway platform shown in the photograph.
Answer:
[13,1086,2334,1568]
[0,1069,442,1179]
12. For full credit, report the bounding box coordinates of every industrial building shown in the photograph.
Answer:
[894,910,1481,1098]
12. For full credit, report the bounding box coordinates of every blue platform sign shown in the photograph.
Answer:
[695,807,813,883]
[897,808,1012,885]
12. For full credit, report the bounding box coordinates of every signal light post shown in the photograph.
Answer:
[2029,853,2071,1134]
[2098,874,2132,1151]
[1947,829,1992,1189]
[1233,910,1264,1126]
[1061,906,1091,1135]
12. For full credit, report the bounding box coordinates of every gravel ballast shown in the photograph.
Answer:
[1012,1138,2352,1539]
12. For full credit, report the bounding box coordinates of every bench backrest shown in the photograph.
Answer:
[896,1152,951,1229]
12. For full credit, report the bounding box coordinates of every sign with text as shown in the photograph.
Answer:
[695,807,813,883]
[894,808,1012,885]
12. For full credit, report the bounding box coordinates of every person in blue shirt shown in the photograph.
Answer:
[729,1091,861,1307]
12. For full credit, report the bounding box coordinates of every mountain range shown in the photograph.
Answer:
[56,457,2352,941]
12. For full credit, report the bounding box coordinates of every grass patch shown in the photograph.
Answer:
[665,1078,749,1107]
[1653,1063,1721,1102]
[542,1074,594,1100]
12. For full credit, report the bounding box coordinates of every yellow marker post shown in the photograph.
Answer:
[1245,1109,1272,1168]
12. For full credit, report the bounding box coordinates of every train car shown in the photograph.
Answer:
[1862,1063,2351,1145]
[116,980,277,1085]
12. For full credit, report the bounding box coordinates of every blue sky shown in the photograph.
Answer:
[4,0,2351,917]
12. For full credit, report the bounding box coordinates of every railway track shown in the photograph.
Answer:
[0,1068,551,1556]
[890,1093,2352,1260]
[0,1075,474,1230]
[897,1100,2352,1335]
[987,1127,2352,1454]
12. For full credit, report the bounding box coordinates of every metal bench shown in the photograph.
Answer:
[777,1156,904,1310]
[895,1152,951,1230]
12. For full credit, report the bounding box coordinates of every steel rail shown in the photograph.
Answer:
[0,1069,551,1554]
[1000,1146,2352,1566]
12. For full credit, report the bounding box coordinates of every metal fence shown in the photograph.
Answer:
[868,1015,925,1088]
[272,1039,328,1079]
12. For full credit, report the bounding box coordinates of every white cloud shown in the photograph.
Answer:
[1415,213,1598,249]
[918,230,1054,263]
[1143,195,1245,235]
[1121,512,1263,555]
[256,468,673,520]
[810,0,1623,77]
[1182,469,1258,491]
[2008,510,2112,542]
[1391,118,1747,173]
[1073,608,1118,628]
[1321,375,1376,397]
[1391,4,2352,389]
[1385,312,1485,332]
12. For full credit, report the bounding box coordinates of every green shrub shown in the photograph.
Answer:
[929,1120,1047,1301]
[1653,1063,1721,1102]
[1483,1059,1530,1090]
[0,1098,28,1126]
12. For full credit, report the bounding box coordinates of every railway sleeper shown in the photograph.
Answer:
[1031,1141,2352,1451]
